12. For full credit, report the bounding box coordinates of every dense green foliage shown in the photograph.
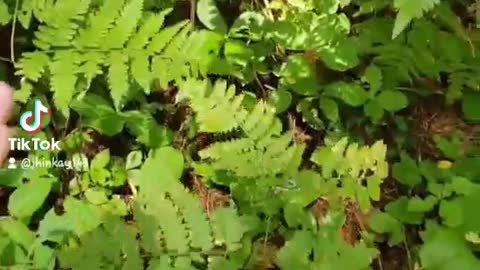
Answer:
[0,0,479,269]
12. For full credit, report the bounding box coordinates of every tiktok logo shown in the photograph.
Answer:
[19,99,50,135]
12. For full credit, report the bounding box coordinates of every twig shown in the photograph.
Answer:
[0,56,12,63]
[10,0,20,64]
[404,231,413,270]
[255,74,266,98]
[377,257,384,270]
[190,0,196,28]
[127,178,138,198]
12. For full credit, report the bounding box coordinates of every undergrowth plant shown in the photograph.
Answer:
[0,0,479,269]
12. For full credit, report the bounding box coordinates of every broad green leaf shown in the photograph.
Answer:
[8,178,54,220]
[433,132,464,160]
[0,218,35,250]
[280,55,319,96]
[268,90,292,114]
[364,99,384,122]
[90,168,110,185]
[197,0,228,33]
[225,40,254,67]
[91,149,111,170]
[0,169,25,188]
[407,196,438,213]
[33,243,56,270]
[386,197,424,224]
[138,147,184,188]
[85,189,109,205]
[70,94,125,136]
[324,82,368,107]
[392,153,422,187]
[376,90,408,112]
[368,212,404,245]
[38,209,72,243]
[462,93,480,121]
[439,199,463,227]
[318,40,360,71]
[0,2,10,25]
[420,226,480,270]
[124,111,173,148]
[319,97,339,122]
[451,176,480,196]
[126,150,143,170]
[63,198,102,235]
[362,64,382,94]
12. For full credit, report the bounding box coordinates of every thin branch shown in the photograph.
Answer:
[10,0,20,64]
[0,56,13,63]
[190,0,196,28]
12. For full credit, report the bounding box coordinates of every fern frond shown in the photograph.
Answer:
[210,207,248,252]
[392,0,441,38]
[15,52,50,82]
[127,9,171,50]
[108,51,130,110]
[199,132,300,178]
[311,137,388,212]
[147,20,190,54]
[74,0,126,48]
[101,0,144,49]
[33,0,92,50]
[166,183,213,251]
[177,79,247,133]
[49,51,80,116]
[149,197,190,253]
[78,51,105,88]
[16,1,208,115]
[179,78,301,178]
[130,51,152,93]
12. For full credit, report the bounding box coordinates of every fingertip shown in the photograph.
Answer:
[0,125,12,166]
[0,82,14,125]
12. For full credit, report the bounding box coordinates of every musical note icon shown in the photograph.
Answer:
[19,99,50,135]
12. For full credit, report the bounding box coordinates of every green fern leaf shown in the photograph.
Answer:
[127,9,172,49]
[133,203,163,254]
[75,0,126,48]
[33,0,92,49]
[148,256,175,270]
[178,79,246,133]
[151,56,172,89]
[167,184,214,251]
[152,197,190,253]
[108,51,130,110]
[392,0,440,38]
[101,0,144,49]
[147,20,190,54]
[15,52,50,82]
[17,0,51,27]
[163,22,192,57]
[49,51,80,116]
[15,81,34,104]
[78,51,105,88]
[130,51,152,93]
[211,207,247,252]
